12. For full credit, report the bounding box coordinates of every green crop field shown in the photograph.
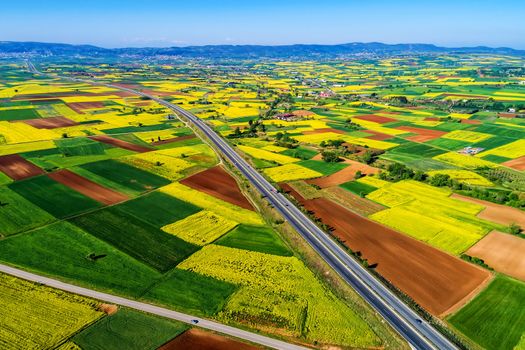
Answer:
[0,222,162,296]
[8,175,102,218]
[216,224,293,256]
[142,268,237,316]
[298,159,348,175]
[78,160,171,194]
[282,147,318,160]
[70,207,199,272]
[0,186,54,236]
[449,276,525,350]
[0,108,40,120]
[55,137,106,156]
[74,308,187,350]
[114,191,201,228]
[340,180,378,196]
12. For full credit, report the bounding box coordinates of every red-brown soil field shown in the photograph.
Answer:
[502,156,525,171]
[396,126,447,142]
[307,159,379,188]
[89,135,152,153]
[281,184,491,316]
[354,114,397,124]
[362,130,394,140]
[0,154,44,180]
[159,329,260,350]
[180,165,254,210]
[48,169,128,205]
[452,194,525,227]
[466,231,525,282]
[19,116,78,129]
[67,101,105,113]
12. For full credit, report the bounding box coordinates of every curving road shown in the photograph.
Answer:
[27,61,458,350]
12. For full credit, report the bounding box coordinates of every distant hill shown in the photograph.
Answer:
[1,41,523,58]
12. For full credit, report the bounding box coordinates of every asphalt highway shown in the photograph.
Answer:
[26,61,458,350]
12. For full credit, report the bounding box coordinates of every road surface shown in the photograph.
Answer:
[27,61,458,350]
[0,264,306,350]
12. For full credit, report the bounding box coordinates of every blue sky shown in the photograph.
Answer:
[1,0,524,49]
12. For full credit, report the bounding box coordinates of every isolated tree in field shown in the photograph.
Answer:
[321,151,341,163]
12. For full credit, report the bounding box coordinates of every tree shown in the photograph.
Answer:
[321,151,341,163]
[354,170,363,180]
[509,223,522,235]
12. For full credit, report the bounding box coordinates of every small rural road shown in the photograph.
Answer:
[26,61,458,350]
[0,264,307,350]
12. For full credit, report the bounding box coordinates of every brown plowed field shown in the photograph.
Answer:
[180,166,254,211]
[362,130,394,140]
[89,135,152,153]
[19,117,78,129]
[282,187,490,316]
[306,159,379,188]
[467,231,525,282]
[0,154,44,180]
[301,128,346,135]
[396,126,447,142]
[451,193,525,227]
[151,134,196,146]
[67,102,105,113]
[460,119,482,125]
[159,329,260,350]
[48,169,128,205]
[322,186,386,216]
[502,156,525,171]
[354,114,397,124]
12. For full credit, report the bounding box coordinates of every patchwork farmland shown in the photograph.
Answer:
[0,52,524,350]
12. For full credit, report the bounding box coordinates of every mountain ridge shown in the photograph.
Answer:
[1,41,523,58]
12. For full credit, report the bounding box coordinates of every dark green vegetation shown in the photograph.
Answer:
[69,207,199,272]
[340,180,377,196]
[8,176,101,218]
[299,159,348,175]
[448,276,525,350]
[0,187,54,237]
[142,269,237,316]
[78,160,171,194]
[114,191,201,228]
[282,146,318,160]
[216,224,293,256]
[74,308,188,350]
[55,137,105,156]
[0,108,40,121]
[0,222,161,296]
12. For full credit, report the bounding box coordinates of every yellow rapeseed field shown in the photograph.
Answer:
[476,139,525,159]
[162,210,238,245]
[442,130,492,143]
[160,183,263,225]
[238,145,298,164]
[178,245,380,347]
[434,152,498,169]
[0,273,103,349]
[427,169,494,186]
[263,163,322,182]
[367,180,502,254]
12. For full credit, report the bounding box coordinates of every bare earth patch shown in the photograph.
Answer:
[48,169,129,205]
[307,159,380,188]
[180,165,254,211]
[396,126,447,142]
[502,156,525,171]
[159,328,260,350]
[0,154,45,180]
[281,184,490,316]
[90,135,153,153]
[18,116,79,129]
[466,231,525,282]
[451,193,525,227]
[354,114,397,124]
